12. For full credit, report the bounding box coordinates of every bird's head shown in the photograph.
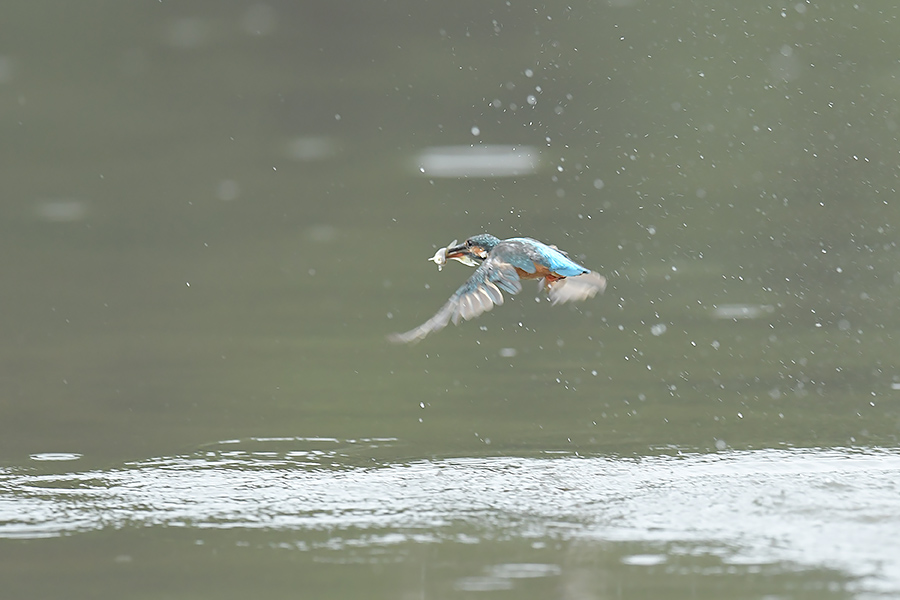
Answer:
[445,234,500,265]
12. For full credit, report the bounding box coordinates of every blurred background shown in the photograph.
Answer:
[1,1,899,598]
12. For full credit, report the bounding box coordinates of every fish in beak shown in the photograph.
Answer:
[428,239,481,270]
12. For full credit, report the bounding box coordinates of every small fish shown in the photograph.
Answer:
[427,240,454,271]
[428,240,479,271]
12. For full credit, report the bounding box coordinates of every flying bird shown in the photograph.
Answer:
[388,234,606,343]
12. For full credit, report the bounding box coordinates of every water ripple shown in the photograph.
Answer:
[2,442,899,592]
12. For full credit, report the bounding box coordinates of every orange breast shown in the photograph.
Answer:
[515,263,559,281]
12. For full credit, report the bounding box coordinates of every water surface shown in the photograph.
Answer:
[3,440,899,597]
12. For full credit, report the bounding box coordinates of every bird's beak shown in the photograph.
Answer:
[445,241,482,267]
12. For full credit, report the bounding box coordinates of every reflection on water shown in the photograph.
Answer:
[284,136,340,162]
[33,199,89,223]
[455,563,563,592]
[28,453,83,462]
[415,145,540,177]
[2,439,899,595]
[711,304,776,320]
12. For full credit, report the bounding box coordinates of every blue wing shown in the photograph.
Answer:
[387,256,522,344]
[504,237,589,277]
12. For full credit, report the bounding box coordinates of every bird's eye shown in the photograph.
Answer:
[465,240,473,247]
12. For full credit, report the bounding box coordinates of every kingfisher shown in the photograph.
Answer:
[388,234,606,343]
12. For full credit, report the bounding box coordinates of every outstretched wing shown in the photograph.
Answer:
[387,257,522,344]
[547,271,607,305]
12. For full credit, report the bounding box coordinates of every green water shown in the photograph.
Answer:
[1,1,899,598]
